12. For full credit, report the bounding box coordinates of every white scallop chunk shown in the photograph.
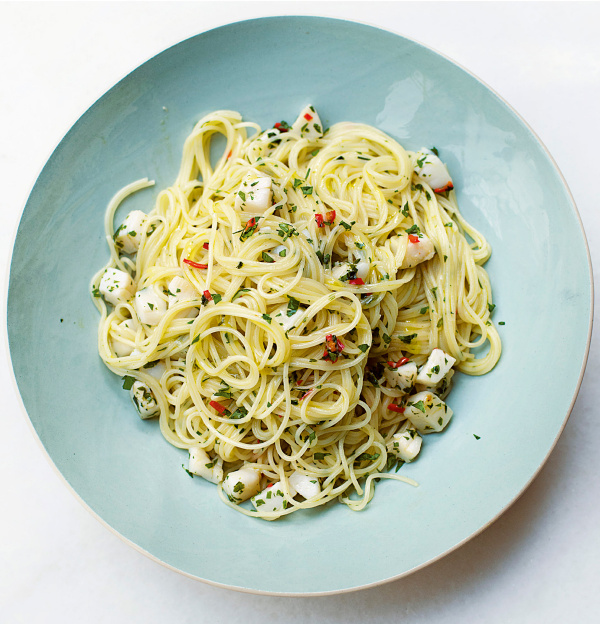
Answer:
[251,482,290,514]
[111,318,137,357]
[134,287,167,325]
[331,263,349,281]
[130,381,160,419]
[222,466,261,503]
[399,233,435,269]
[234,173,273,216]
[289,472,321,499]
[415,348,456,387]
[355,260,370,280]
[188,447,224,484]
[405,391,453,433]
[114,210,147,254]
[99,267,135,306]
[414,148,454,193]
[142,360,167,381]
[273,304,304,332]
[291,105,324,141]
[272,245,287,259]
[387,428,422,462]
[384,361,417,392]
[167,276,199,318]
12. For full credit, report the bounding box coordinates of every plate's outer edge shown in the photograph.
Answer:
[6,15,594,595]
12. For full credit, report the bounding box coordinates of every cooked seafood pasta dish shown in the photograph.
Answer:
[91,106,501,519]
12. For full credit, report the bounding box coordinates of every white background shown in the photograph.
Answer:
[1,2,599,622]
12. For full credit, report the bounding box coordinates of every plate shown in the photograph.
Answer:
[7,17,592,594]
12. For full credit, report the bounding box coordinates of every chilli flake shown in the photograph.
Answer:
[184,258,208,269]
[323,334,344,363]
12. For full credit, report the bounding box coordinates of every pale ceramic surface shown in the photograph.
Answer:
[7,17,592,594]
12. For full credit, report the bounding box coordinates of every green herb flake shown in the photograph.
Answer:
[412,400,426,413]
[286,295,300,317]
[399,333,417,344]
[182,465,194,478]
[122,376,135,390]
[262,313,272,324]
[232,288,250,301]
[230,406,248,420]
[355,452,380,462]
[358,344,369,353]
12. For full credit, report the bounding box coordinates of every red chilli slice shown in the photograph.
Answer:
[348,278,365,286]
[209,400,227,414]
[304,113,313,121]
[203,242,209,250]
[408,234,420,244]
[325,210,336,223]
[184,258,208,269]
[387,357,410,369]
[388,404,405,413]
[315,214,325,227]
[434,181,454,193]
[203,290,212,301]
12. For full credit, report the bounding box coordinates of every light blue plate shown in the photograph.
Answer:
[7,17,592,594]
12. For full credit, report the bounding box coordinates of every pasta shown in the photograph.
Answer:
[91,106,501,520]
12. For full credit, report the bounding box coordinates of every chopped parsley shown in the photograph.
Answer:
[232,288,250,301]
[398,333,417,344]
[229,406,248,420]
[355,452,380,462]
[277,223,298,241]
[286,295,300,317]
[122,376,135,390]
